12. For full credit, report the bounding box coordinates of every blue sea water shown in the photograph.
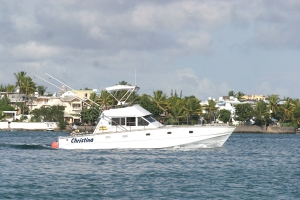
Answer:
[0,131,299,200]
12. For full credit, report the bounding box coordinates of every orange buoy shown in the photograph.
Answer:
[51,141,59,149]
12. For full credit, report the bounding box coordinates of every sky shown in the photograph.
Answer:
[1,0,299,100]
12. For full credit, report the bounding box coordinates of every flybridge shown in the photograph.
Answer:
[106,85,139,106]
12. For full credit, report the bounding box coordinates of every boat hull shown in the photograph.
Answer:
[57,126,235,149]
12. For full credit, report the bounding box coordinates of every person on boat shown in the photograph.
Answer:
[71,123,77,131]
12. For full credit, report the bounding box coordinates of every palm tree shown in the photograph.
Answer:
[6,84,16,92]
[203,99,217,123]
[228,90,236,97]
[148,90,168,113]
[236,91,245,101]
[280,98,294,126]
[89,92,97,101]
[253,101,270,126]
[181,97,202,124]
[37,85,47,96]
[98,90,114,109]
[0,84,5,92]
[171,100,184,125]
[21,77,36,114]
[14,71,27,94]
[267,94,280,118]
[292,98,300,126]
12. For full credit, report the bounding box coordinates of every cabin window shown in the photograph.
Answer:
[126,117,136,126]
[146,133,150,136]
[111,118,126,126]
[167,132,172,134]
[138,117,149,126]
[111,118,119,126]
[189,131,193,133]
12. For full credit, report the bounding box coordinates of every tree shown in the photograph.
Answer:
[169,99,184,125]
[228,90,236,97]
[21,77,36,114]
[234,103,253,123]
[218,109,231,123]
[0,96,15,112]
[279,98,294,126]
[98,90,114,108]
[0,84,5,92]
[37,85,47,96]
[22,77,36,96]
[267,94,280,119]
[203,99,217,123]
[181,96,202,124]
[236,91,245,101]
[30,105,65,122]
[253,101,271,126]
[14,71,27,94]
[80,106,100,125]
[292,99,300,127]
[139,94,161,119]
[148,90,168,113]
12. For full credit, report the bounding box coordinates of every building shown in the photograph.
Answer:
[1,89,97,124]
[242,94,266,101]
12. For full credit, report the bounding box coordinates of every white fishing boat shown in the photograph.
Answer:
[51,85,235,149]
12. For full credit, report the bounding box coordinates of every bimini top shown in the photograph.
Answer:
[105,85,139,92]
[103,105,151,117]
[105,85,140,106]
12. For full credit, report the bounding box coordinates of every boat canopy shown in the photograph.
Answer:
[105,85,139,92]
[105,85,140,106]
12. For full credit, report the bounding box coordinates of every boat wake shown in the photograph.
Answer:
[0,143,52,150]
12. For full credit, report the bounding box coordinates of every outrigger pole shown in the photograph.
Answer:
[31,73,98,109]
[45,73,100,107]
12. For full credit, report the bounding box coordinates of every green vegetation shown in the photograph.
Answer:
[0,96,15,120]
[1,71,300,129]
[30,105,66,130]
[219,110,231,123]
[235,104,253,122]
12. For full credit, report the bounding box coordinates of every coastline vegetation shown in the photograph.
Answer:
[0,71,299,129]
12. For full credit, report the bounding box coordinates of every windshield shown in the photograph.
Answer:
[144,115,156,123]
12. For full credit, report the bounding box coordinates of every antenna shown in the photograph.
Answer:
[135,69,137,86]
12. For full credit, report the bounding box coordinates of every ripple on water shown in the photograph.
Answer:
[0,131,299,199]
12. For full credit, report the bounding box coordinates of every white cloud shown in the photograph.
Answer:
[178,31,213,54]
[132,1,231,31]
[11,41,60,61]
[162,68,232,100]
[0,0,299,99]
[251,82,290,98]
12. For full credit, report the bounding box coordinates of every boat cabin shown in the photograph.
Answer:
[95,105,163,133]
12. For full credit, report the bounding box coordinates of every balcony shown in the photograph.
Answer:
[72,107,82,111]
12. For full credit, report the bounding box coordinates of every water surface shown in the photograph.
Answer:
[0,131,299,199]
